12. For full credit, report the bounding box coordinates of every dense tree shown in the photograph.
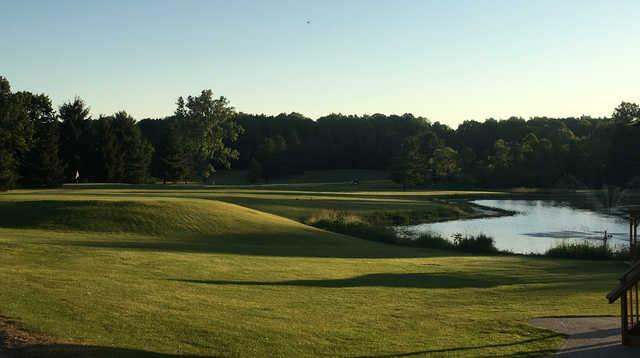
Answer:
[88,112,153,183]
[431,147,460,182]
[612,102,640,124]
[171,90,243,178]
[3,75,640,190]
[59,97,90,180]
[111,111,153,183]
[247,158,263,183]
[389,147,422,188]
[0,77,33,189]
[607,103,640,185]
[390,131,444,186]
[19,93,65,187]
[160,119,190,182]
[233,112,429,181]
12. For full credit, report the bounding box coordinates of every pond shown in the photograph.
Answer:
[400,199,630,254]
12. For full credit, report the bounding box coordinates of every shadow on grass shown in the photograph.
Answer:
[10,344,218,358]
[169,271,525,289]
[57,236,446,258]
[0,200,145,231]
[1,315,219,358]
[500,340,640,357]
[353,333,562,357]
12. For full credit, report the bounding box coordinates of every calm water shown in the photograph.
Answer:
[401,199,629,254]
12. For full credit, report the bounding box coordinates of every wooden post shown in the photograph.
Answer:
[631,217,640,261]
[623,292,629,345]
[630,289,634,333]
[636,283,639,326]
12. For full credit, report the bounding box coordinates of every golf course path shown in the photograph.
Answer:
[530,317,639,357]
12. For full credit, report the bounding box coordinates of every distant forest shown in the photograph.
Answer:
[1,75,639,190]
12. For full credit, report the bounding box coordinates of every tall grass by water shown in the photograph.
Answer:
[306,210,499,253]
[545,241,628,260]
[307,209,632,259]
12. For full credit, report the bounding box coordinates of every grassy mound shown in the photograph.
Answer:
[0,197,423,259]
[0,198,298,236]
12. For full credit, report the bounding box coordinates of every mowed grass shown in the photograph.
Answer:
[0,186,623,357]
[7,183,501,223]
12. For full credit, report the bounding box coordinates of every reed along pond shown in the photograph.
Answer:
[401,199,629,254]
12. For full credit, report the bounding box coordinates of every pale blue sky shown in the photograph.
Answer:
[2,0,639,126]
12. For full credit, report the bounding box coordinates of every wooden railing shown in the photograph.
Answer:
[607,213,640,346]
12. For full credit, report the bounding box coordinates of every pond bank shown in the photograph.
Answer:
[400,199,629,254]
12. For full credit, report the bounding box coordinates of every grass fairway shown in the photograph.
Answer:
[0,186,623,357]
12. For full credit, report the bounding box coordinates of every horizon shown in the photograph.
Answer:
[2,0,639,126]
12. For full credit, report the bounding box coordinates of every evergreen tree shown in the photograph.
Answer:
[93,116,123,181]
[59,97,90,180]
[24,93,65,187]
[161,120,189,182]
[13,90,65,187]
[90,112,153,183]
[23,121,65,187]
[111,111,153,183]
[0,77,33,190]
[126,139,153,184]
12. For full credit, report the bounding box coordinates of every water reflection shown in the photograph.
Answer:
[401,199,629,254]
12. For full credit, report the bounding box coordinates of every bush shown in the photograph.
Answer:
[451,233,499,253]
[306,210,396,244]
[544,241,626,260]
[405,232,499,253]
[400,232,454,250]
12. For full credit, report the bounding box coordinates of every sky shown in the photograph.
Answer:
[1,0,639,127]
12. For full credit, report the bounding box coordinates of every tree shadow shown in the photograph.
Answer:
[9,344,219,358]
[54,234,447,259]
[1,314,218,358]
[501,341,640,357]
[0,200,142,231]
[353,333,562,357]
[169,271,525,289]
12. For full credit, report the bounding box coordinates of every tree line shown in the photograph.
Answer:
[1,75,639,190]
[389,104,640,188]
[0,76,242,190]
[200,107,640,189]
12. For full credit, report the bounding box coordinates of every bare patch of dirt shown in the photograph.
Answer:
[0,315,58,355]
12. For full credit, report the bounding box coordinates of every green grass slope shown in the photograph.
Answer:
[0,197,420,258]
[0,188,624,357]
